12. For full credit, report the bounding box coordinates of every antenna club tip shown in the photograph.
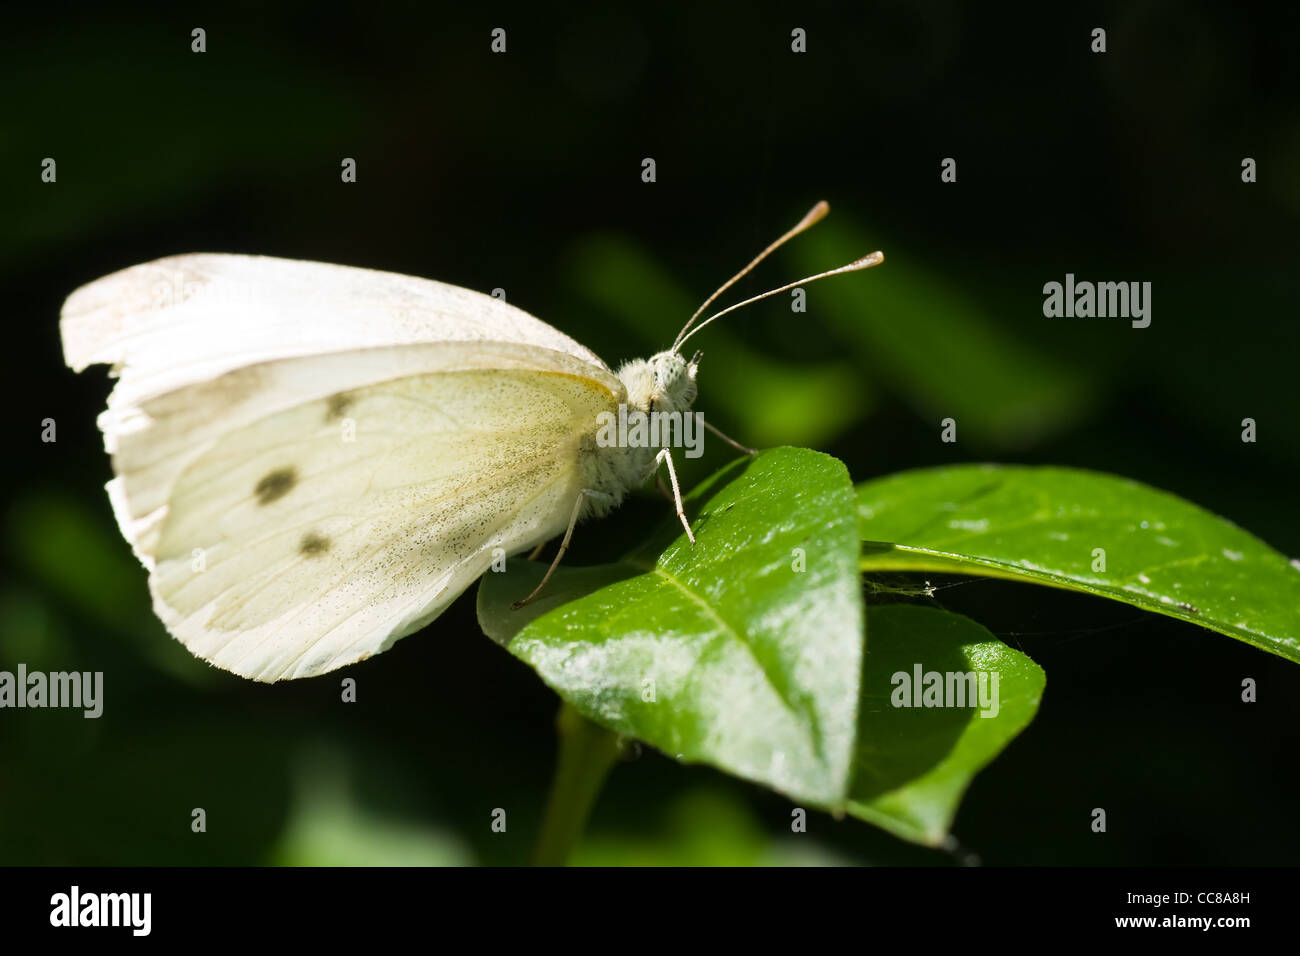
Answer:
[800,200,831,228]
[853,250,886,269]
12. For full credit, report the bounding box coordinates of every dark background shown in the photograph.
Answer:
[2,1,1297,864]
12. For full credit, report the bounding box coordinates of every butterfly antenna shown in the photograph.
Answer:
[675,250,885,350]
[673,200,831,351]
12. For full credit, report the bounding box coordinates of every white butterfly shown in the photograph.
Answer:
[61,202,882,681]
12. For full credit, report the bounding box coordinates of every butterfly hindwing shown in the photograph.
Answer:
[145,357,619,680]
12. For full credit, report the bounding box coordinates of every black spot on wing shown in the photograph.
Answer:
[299,532,330,557]
[255,467,297,505]
[326,392,354,421]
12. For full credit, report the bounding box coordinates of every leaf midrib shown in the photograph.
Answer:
[644,559,828,771]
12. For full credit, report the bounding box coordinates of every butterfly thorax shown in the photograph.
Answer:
[580,350,699,518]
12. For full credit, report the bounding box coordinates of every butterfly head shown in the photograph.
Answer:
[652,349,700,410]
[618,350,699,415]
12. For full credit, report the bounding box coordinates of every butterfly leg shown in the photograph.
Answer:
[512,488,614,609]
[704,418,756,456]
[650,448,695,544]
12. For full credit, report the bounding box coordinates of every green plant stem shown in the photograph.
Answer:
[532,702,624,866]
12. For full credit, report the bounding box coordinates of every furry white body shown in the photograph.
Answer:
[583,351,698,518]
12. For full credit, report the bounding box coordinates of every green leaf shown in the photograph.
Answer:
[849,604,1044,846]
[478,447,863,808]
[858,465,1300,663]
